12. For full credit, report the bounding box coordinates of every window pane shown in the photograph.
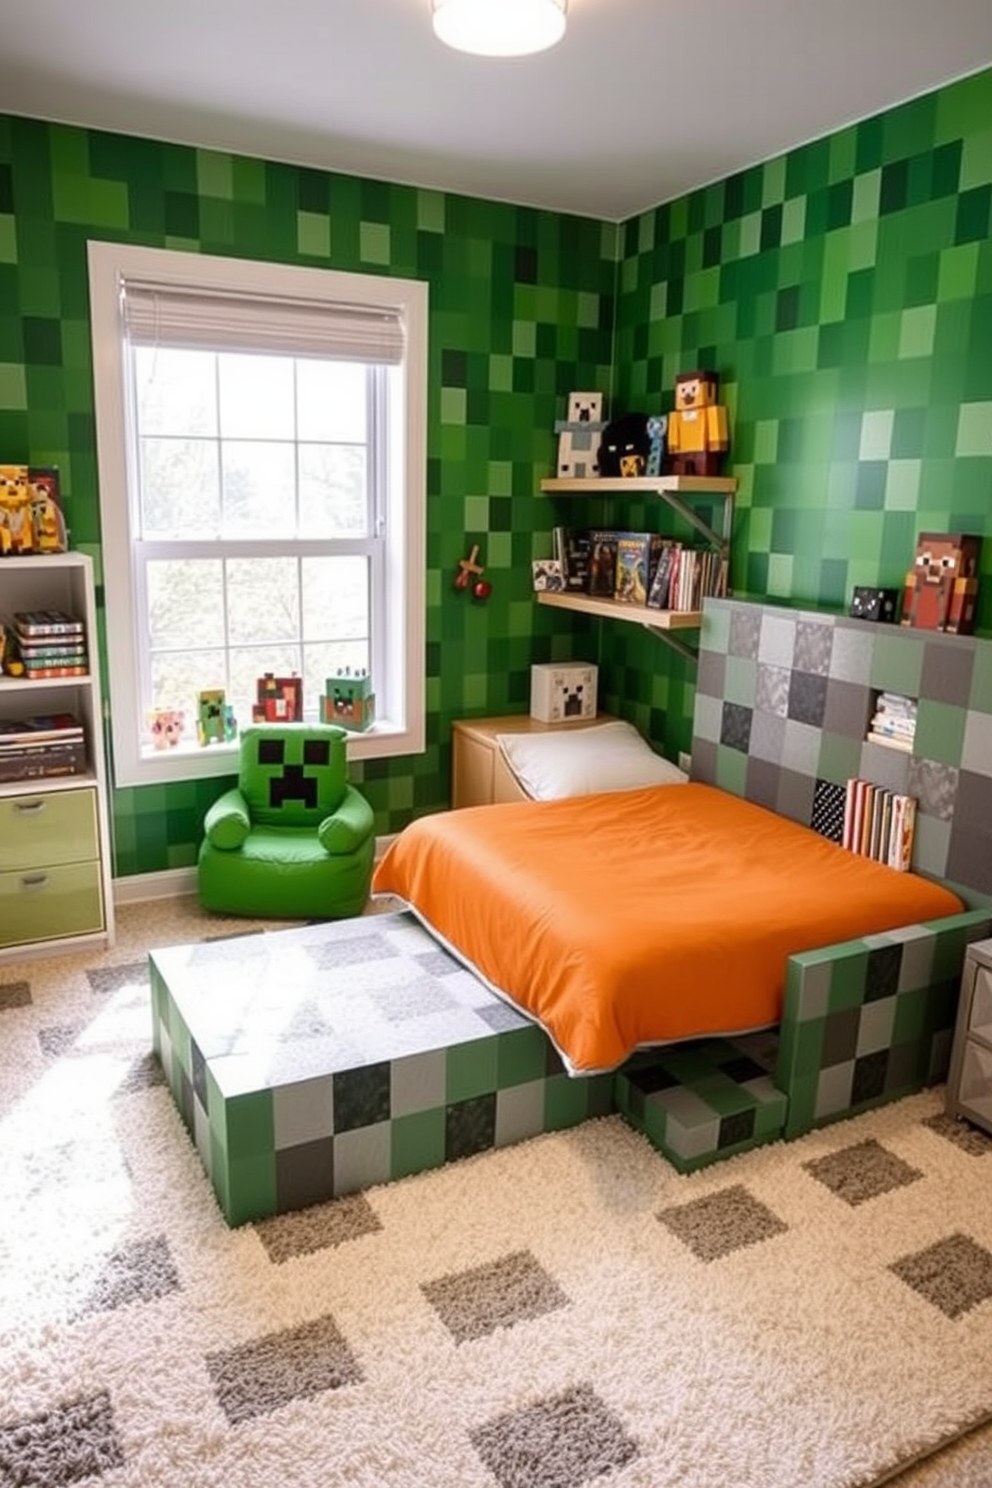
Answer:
[297,360,367,442]
[150,648,227,716]
[218,352,295,439]
[302,556,369,641]
[226,557,300,645]
[140,438,221,538]
[221,440,296,536]
[135,346,217,437]
[147,559,225,648]
[299,443,368,535]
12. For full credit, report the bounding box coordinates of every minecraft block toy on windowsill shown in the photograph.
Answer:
[321,670,375,732]
[252,672,304,723]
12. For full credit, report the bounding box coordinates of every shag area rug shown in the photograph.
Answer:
[2,896,992,1488]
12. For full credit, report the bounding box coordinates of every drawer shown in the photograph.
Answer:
[0,860,105,948]
[956,1039,992,1134]
[0,788,99,871]
[967,964,992,1042]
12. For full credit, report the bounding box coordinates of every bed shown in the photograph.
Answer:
[374,597,992,1166]
[372,782,967,1075]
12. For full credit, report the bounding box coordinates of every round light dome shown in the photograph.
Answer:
[431,0,567,58]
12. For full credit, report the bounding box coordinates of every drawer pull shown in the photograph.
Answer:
[14,800,46,815]
[20,874,49,891]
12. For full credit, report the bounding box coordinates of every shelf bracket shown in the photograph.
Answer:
[642,622,699,662]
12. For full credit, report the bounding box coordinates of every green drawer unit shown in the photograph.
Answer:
[0,788,99,872]
[0,860,105,948]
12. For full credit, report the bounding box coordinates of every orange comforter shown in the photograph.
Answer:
[372,784,963,1073]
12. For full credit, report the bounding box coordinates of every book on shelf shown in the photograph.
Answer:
[0,738,86,782]
[15,637,88,659]
[867,730,913,753]
[614,531,655,606]
[531,558,564,593]
[587,531,619,598]
[645,541,677,610]
[19,661,89,679]
[11,609,85,638]
[0,712,84,744]
[867,691,917,750]
[842,777,917,871]
[552,527,593,593]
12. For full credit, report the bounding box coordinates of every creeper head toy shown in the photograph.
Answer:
[240,723,349,827]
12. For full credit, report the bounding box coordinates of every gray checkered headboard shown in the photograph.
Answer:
[690,599,992,897]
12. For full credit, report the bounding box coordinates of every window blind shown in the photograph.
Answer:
[120,279,406,365]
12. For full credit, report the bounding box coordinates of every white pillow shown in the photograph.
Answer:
[497,720,688,801]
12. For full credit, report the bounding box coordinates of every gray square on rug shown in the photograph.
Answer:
[422,1249,568,1343]
[923,1112,992,1157]
[803,1138,923,1206]
[0,978,31,1010]
[469,1383,638,1488]
[253,1192,383,1264]
[657,1182,788,1261]
[0,1390,124,1486]
[77,1234,180,1317]
[889,1233,992,1319]
[206,1314,362,1423]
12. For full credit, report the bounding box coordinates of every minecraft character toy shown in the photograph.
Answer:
[321,668,376,732]
[665,371,729,477]
[597,412,651,478]
[197,688,237,745]
[147,708,186,749]
[252,673,303,723]
[645,415,667,477]
[901,533,981,635]
[555,391,606,479]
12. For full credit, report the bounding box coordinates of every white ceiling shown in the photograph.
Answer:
[3,0,992,221]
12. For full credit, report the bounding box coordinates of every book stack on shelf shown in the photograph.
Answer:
[10,608,88,678]
[548,526,727,611]
[0,712,86,783]
[867,691,917,753]
[842,778,917,871]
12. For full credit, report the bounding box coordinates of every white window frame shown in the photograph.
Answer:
[87,241,427,787]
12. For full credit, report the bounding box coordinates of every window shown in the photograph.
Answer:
[88,242,427,787]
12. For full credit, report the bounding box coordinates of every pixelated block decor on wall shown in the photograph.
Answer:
[692,598,992,898]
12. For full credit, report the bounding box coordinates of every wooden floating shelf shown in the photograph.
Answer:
[539,475,737,496]
[536,591,703,629]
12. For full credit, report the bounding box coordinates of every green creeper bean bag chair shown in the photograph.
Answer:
[197,723,375,920]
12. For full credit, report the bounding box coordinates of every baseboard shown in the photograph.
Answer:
[113,835,401,908]
[114,868,198,905]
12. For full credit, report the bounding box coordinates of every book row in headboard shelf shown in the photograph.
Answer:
[536,475,737,661]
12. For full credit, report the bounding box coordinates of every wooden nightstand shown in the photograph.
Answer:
[451,714,614,809]
[946,939,992,1137]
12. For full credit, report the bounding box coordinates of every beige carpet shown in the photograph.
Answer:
[1,895,991,1488]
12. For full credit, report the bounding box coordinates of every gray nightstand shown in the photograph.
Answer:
[945,939,992,1137]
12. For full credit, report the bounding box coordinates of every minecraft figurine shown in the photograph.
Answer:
[197,688,237,745]
[555,391,606,479]
[252,673,303,723]
[901,533,981,635]
[665,370,729,477]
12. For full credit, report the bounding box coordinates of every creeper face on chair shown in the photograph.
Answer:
[240,724,348,826]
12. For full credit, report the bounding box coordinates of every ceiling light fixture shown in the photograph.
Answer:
[431,0,567,57]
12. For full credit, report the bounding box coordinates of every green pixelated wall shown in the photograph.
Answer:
[0,116,616,876]
[2,65,992,876]
[610,68,992,758]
